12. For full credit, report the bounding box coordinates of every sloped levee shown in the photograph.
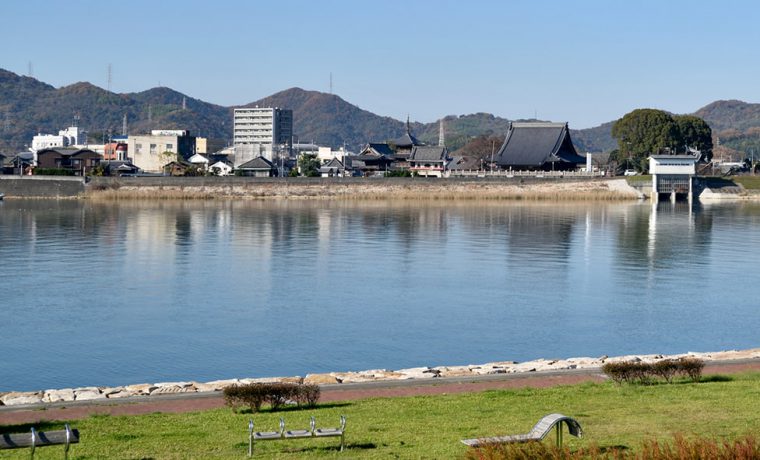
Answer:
[0,176,85,198]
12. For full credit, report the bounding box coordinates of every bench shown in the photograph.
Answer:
[461,413,582,448]
[0,424,79,459]
[247,415,346,456]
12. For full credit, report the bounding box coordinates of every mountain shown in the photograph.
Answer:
[2,68,760,158]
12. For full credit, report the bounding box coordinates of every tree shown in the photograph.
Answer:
[611,109,679,170]
[611,109,713,171]
[674,115,713,162]
[297,153,320,177]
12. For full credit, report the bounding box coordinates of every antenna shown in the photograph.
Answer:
[122,113,128,136]
[329,72,333,94]
[107,63,112,91]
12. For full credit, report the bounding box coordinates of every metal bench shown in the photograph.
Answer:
[461,413,582,448]
[247,415,346,456]
[0,424,79,459]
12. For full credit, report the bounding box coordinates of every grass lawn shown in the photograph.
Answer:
[732,176,760,190]
[2,372,759,459]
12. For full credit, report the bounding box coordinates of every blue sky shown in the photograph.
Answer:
[2,0,759,128]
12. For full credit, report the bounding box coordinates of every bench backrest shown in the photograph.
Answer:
[527,413,582,440]
[0,424,80,451]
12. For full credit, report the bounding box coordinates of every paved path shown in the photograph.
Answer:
[1,360,758,427]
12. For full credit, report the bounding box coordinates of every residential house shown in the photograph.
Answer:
[237,156,276,177]
[319,158,345,177]
[101,160,139,177]
[208,160,233,176]
[408,146,450,177]
[128,130,196,173]
[36,148,102,175]
[495,122,586,171]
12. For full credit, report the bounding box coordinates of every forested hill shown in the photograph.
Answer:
[2,68,760,156]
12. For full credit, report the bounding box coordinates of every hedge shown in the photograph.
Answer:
[601,358,705,385]
[223,382,321,412]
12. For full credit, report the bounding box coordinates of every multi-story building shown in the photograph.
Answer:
[127,130,196,173]
[232,107,292,164]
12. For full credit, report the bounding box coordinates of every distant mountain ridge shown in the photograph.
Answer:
[1,68,759,157]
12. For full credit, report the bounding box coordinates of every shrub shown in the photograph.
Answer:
[223,382,321,412]
[463,434,760,459]
[296,384,321,407]
[677,358,705,382]
[602,358,705,385]
[652,359,679,383]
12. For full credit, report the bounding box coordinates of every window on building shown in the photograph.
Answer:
[150,144,157,154]
[165,143,174,151]
[136,143,143,153]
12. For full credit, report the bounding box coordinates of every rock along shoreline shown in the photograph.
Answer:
[1,348,759,407]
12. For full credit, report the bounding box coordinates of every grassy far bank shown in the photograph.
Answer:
[2,373,759,459]
[733,176,760,190]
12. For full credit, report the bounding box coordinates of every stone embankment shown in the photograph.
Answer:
[2,348,758,407]
[85,176,642,201]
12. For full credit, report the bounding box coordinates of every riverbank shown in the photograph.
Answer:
[84,176,643,200]
[2,348,758,409]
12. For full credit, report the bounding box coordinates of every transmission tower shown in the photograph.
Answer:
[182,96,186,110]
[329,72,333,95]
[148,105,152,124]
[27,61,33,77]
[122,113,128,136]
[107,63,112,91]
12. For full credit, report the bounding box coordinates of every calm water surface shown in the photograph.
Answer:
[1,199,759,391]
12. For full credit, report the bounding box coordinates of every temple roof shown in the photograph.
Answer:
[410,146,448,162]
[495,122,585,168]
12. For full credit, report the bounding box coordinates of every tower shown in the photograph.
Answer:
[122,113,128,136]
[107,63,112,91]
[182,96,186,110]
[438,118,445,147]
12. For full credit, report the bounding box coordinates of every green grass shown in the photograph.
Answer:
[2,373,760,459]
[732,176,760,190]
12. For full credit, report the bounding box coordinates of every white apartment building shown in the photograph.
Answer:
[233,107,292,163]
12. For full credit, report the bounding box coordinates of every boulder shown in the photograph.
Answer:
[191,382,220,393]
[150,385,185,395]
[124,384,158,395]
[1,392,44,406]
[395,367,441,379]
[304,374,340,385]
[74,387,105,401]
[43,388,76,403]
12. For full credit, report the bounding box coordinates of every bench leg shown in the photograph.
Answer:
[556,423,563,448]
[340,432,345,452]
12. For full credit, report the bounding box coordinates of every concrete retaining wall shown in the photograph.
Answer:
[0,176,85,198]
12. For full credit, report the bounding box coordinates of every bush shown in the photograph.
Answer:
[464,434,760,459]
[602,358,705,385]
[223,382,321,412]
[652,359,679,383]
[33,168,76,176]
[677,357,705,382]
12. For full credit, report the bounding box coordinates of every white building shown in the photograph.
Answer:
[32,126,88,152]
[649,154,699,204]
[232,107,292,163]
[127,130,196,173]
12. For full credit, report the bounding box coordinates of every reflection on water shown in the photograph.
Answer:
[1,199,759,391]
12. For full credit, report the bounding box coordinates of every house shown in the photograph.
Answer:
[237,156,276,177]
[128,130,196,173]
[495,122,586,171]
[3,152,34,175]
[345,152,393,176]
[319,158,345,177]
[101,160,139,177]
[408,146,449,177]
[163,160,195,176]
[36,148,102,175]
[649,153,699,204]
[188,153,210,170]
[208,160,233,176]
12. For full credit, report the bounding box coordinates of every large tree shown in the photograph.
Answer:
[611,109,713,170]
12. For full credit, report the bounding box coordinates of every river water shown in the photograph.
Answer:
[1,199,759,392]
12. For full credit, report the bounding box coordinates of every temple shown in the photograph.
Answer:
[495,122,586,171]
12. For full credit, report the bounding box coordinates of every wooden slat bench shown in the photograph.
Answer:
[461,413,582,448]
[0,424,79,459]
[247,415,346,456]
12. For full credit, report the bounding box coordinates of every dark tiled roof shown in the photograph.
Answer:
[410,146,448,162]
[392,131,423,148]
[238,156,274,170]
[496,122,585,168]
[322,158,344,168]
[362,143,395,157]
